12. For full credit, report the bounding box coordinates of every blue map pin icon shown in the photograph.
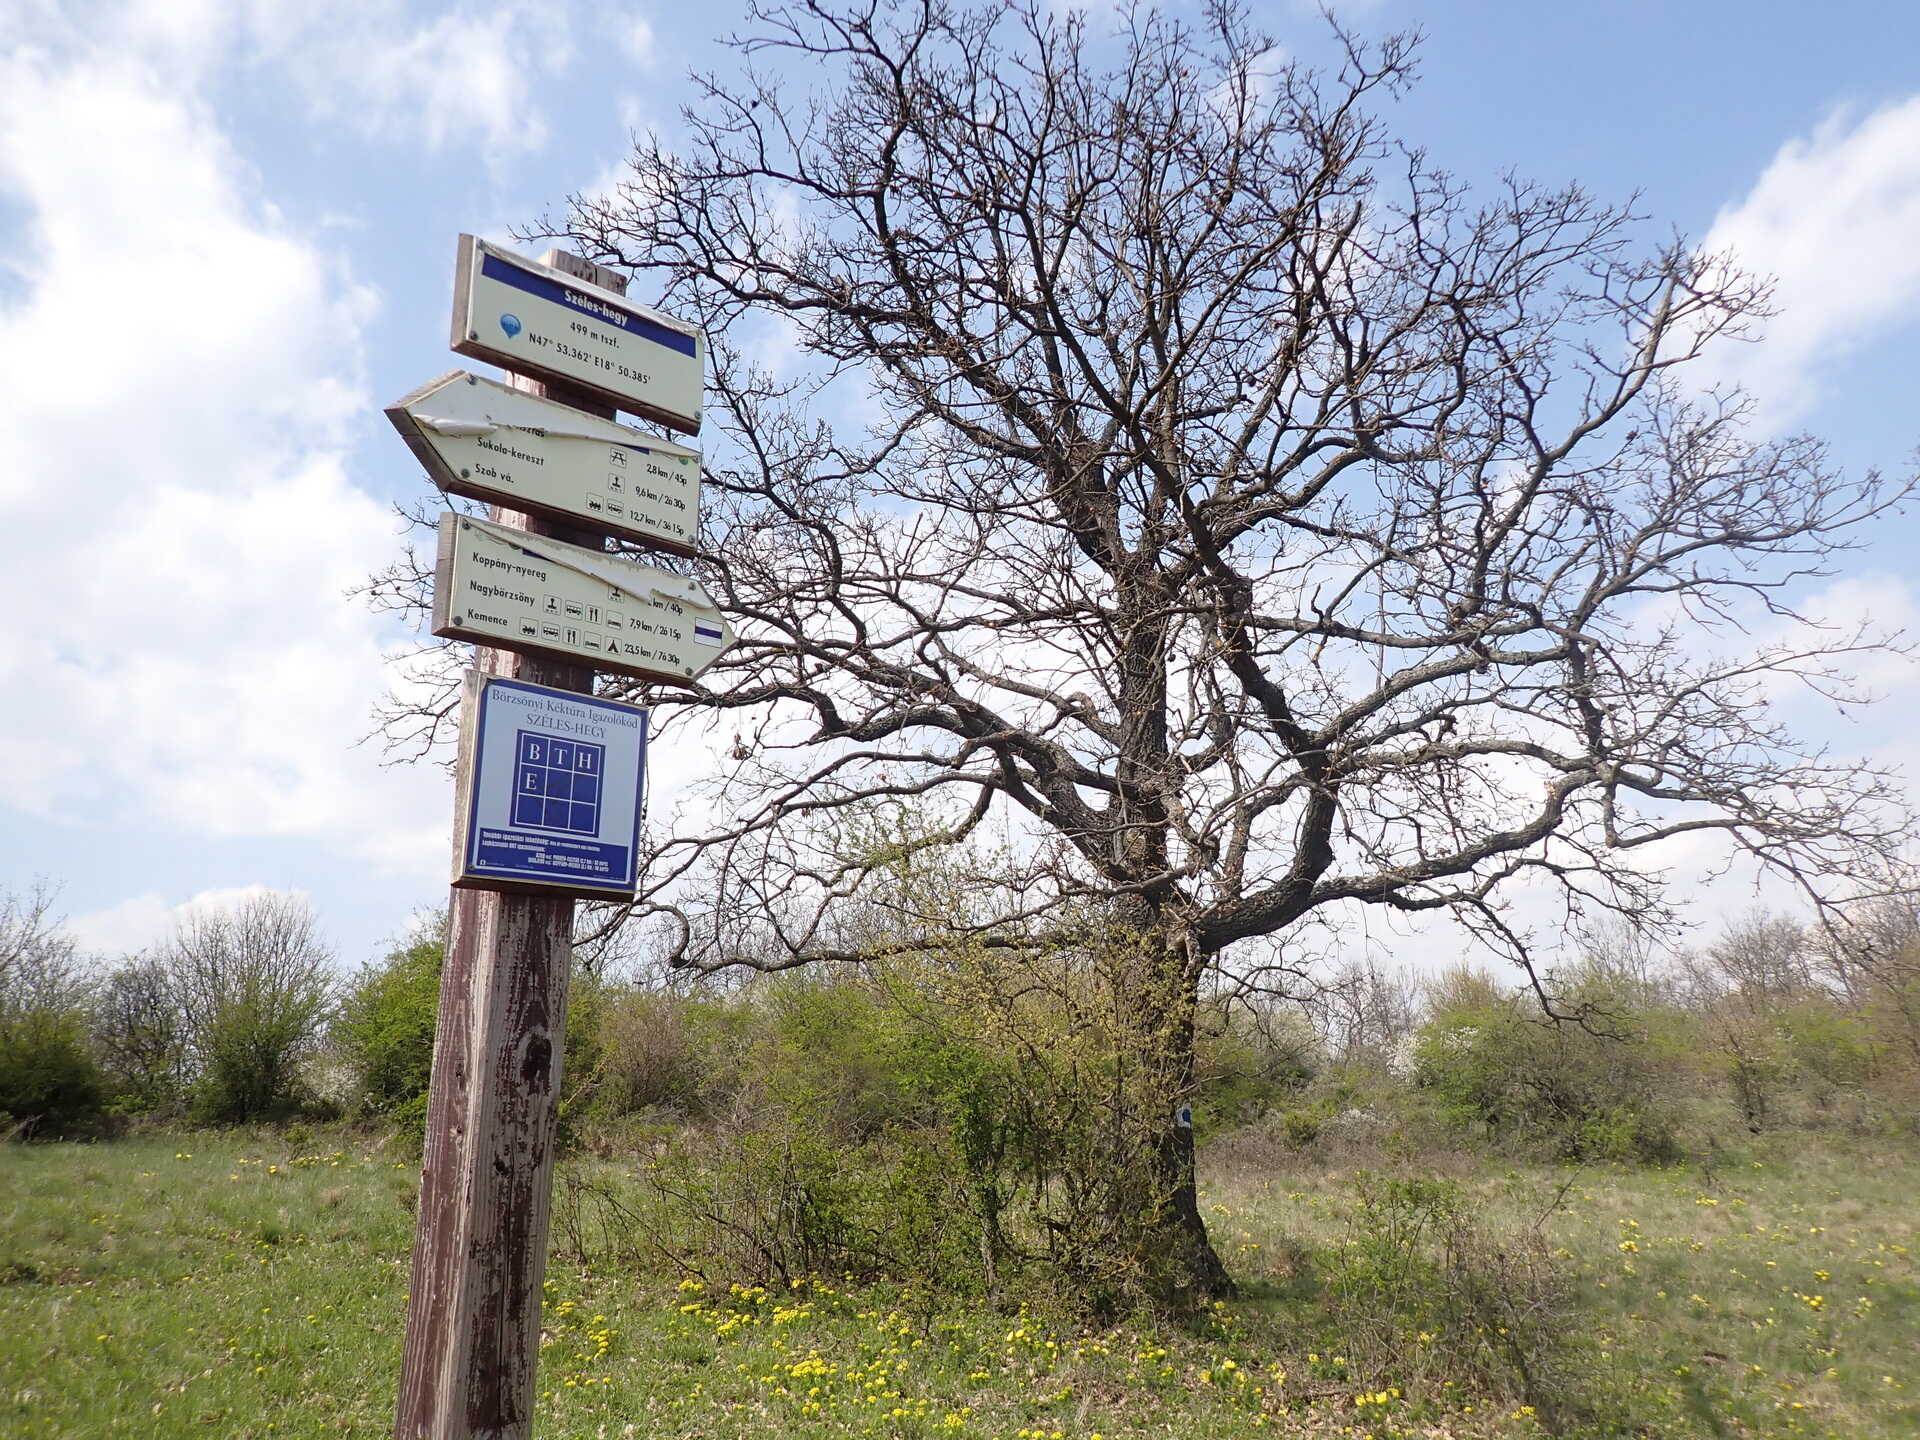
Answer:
[499,313,523,338]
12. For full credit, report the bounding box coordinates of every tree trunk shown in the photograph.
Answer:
[1126,929,1235,1303]
[1151,1107,1236,1301]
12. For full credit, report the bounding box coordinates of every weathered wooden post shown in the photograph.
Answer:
[386,242,719,1438]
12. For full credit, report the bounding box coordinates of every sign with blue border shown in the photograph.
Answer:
[451,672,648,897]
[450,234,705,434]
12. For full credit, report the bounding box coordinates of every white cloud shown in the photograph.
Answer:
[1788,573,1920,697]
[619,14,657,67]
[0,63,372,504]
[21,0,580,160]
[0,21,446,873]
[328,2,574,156]
[1699,96,1920,427]
[67,883,294,958]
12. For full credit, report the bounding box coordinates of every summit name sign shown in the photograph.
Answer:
[451,234,705,433]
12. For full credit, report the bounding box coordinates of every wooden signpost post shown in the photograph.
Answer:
[390,240,715,1440]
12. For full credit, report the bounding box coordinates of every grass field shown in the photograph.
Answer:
[2,1128,1916,1438]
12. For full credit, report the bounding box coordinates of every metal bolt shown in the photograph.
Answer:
[460,469,471,479]
[468,330,479,341]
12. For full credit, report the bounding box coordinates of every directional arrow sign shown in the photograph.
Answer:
[388,371,701,555]
[451,234,704,433]
[432,512,733,685]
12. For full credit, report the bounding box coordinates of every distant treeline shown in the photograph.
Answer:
[7,879,1916,1308]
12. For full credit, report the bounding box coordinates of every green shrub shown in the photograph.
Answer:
[577,986,732,1117]
[1324,1171,1582,1422]
[577,947,1208,1314]
[192,1002,325,1124]
[1279,1106,1324,1149]
[1195,998,1319,1123]
[758,976,936,1138]
[92,956,186,1115]
[164,895,335,1124]
[333,934,444,1123]
[1324,1173,1463,1338]
[1411,968,1683,1164]
[0,885,109,1138]
[1778,999,1876,1094]
[0,1007,108,1138]
[617,1098,983,1291]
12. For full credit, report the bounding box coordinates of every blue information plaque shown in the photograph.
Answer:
[451,672,647,896]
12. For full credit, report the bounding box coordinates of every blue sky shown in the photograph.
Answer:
[2,0,1918,973]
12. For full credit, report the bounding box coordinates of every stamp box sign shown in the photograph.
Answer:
[432,512,734,685]
[451,234,705,433]
[451,671,648,897]
[387,370,701,554]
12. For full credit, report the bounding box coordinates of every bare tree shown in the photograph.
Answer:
[475,0,1920,1292]
[161,893,335,1122]
[1677,910,1819,1131]
[93,954,188,1109]
[1311,958,1422,1075]
[0,882,91,1019]
[1697,910,1818,999]
[0,883,103,1136]
[1818,892,1920,1071]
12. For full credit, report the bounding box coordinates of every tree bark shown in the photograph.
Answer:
[1127,928,1235,1302]
[1154,1108,1235,1301]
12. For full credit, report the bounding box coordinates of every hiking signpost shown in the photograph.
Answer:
[388,237,717,1440]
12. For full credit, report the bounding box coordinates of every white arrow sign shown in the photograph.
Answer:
[451,234,704,433]
[433,513,733,685]
[388,371,701,555]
